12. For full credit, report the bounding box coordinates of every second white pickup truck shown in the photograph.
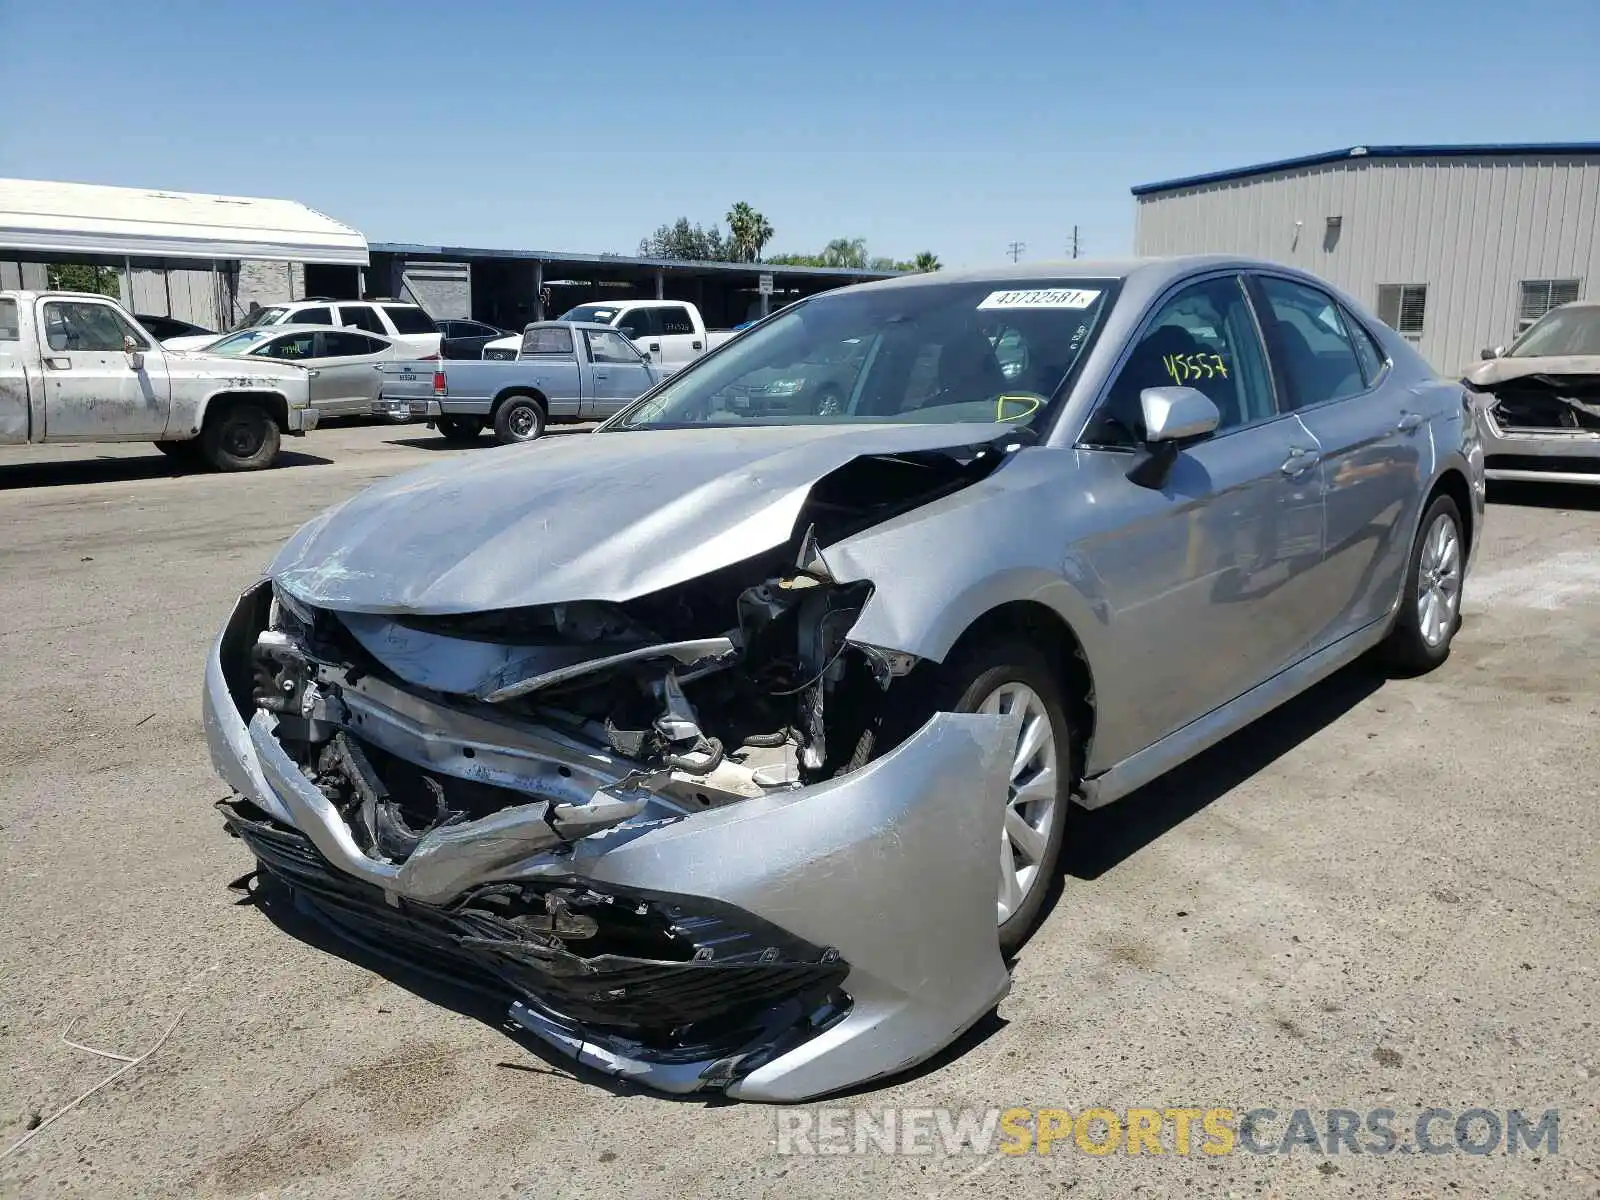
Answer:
[1,290,318,471]
[481,300,736,375]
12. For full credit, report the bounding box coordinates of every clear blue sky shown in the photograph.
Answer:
[3,0,1596,268]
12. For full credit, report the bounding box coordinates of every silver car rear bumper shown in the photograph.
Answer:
[202,585,1013,1102]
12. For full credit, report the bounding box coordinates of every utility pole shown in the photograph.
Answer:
[1068,225,1081,259]
[1006,241,1025,263]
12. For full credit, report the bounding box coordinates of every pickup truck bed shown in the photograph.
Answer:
[375,320,659,444]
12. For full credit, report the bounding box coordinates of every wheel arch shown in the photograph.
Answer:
[1425,465,1475,557]
[491,387,548,416]
[199,389,289,433]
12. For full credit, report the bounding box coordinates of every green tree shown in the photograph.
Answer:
[820,238,868,269]
[913,252,941,273]
[639,217,730,261]
[725,201,774,263]
[47,263,121,298]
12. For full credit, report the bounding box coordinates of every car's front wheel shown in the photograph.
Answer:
[1381,493,1465,672]
[200,402,280,471]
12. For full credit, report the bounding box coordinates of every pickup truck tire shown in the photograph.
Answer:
[493,394,546,445]
[200,401,280,472]
[436,416,483,443]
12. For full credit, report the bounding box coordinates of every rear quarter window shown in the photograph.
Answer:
[0,299,18,340]
[383,306,439,335]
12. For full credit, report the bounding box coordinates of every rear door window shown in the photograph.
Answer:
[1254,277,1366,408]
[382,305,439,334]
[294,306,333,326]
[658,305,696,336]
[254,332,316,359]
[338,305,386,334]
[322,331,386,357]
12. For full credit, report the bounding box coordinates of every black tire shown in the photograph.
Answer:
[493,394,546,444]
[1380,493,1465,674]
[834,633,1074,955]
[200,402,280,472]
[436,416,484,443]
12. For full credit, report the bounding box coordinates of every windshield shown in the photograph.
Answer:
[1507,306,1600,357]
[559,304,620,324]
[612,278,1117,430]
[205,329,278,355]
[232,306,288,332]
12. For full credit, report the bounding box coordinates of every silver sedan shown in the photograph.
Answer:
[198,324,426,418]
[202,255,1485,1102]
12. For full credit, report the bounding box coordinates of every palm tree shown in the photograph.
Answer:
[726,202,775,263]
[821,237,868,268]
[914,251,941,273]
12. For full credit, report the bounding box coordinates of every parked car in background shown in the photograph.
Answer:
[374,321,660,444]
[437,319,514,360]
[205,256,1484,1104]
[1465,299,1600,486]
[2,289,315,470]
[205,324,425,419]
[163,298,442,358]
[134,313,214,341]
[480,300,734,375]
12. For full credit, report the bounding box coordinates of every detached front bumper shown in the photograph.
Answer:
[203,584,1013,1102]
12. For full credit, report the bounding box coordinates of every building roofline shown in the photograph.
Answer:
[369,242,900,279]
[1130,143,1600,196]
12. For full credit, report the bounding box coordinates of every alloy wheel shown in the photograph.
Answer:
[1416,512,1462,647]
[977,682,1060,925]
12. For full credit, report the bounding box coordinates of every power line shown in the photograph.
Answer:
[1006,241,1025,263]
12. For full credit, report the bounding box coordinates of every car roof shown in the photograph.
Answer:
[523,320,616,334]
[234,323,393,341]
[845,254,1262,295]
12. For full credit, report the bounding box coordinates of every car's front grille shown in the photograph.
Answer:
[219,799,849,1052]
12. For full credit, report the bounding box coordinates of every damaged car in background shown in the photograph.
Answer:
[1466,298,1600,486]
[205,256,1485,1101]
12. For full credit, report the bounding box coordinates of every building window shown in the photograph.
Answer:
[1376,284,1427,339]
[1517,279,1581,336]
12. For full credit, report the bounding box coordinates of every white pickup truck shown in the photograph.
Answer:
[480,300,736,375]
[1,290,318,471]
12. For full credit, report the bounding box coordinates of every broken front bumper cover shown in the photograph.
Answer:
[203,586,1014,1102]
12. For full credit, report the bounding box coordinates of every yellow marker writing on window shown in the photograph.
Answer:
[994,394,1043,421]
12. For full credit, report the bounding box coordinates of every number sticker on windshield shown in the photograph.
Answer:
[977,288,1101,310]
[1163,352,1228,383]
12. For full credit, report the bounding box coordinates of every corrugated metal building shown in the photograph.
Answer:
[0,178,369,330]
[1132,144,1600,375]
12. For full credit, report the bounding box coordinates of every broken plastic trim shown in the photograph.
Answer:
[477,637,738,703]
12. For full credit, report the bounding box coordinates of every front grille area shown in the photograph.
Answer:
[220,799,849,1058]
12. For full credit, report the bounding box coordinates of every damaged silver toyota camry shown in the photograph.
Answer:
[205,256,1485,1101]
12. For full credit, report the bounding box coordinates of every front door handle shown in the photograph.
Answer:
[648,342,660,353]
[692,340,703,350]
[44,357,71,370]
[594,372,610,380]
[1281,448,1321,476]
[1396,411,1424,433]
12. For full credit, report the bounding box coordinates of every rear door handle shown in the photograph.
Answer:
[1396,411,1424,433]
[692,340,703,350]
[1281,448,1321,476]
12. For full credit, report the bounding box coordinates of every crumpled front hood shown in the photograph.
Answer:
[270,423,1010,614]
[1464,354,1600,386]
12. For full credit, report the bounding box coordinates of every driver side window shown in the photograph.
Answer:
[1087,275,1276,446]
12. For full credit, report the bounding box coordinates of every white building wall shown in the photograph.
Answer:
[1134,154,1600,375]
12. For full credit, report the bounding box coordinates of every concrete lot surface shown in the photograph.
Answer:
[1,423,1596,1199]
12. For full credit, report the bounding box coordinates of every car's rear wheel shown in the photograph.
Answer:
[436,416,484,443]
[831,634,1072,955]
[493,394,545,444]
[1381,493,1464,673]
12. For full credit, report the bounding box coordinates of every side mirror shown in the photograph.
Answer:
[1126,386,1219,489]
[1140,386,1220,443]
[123,334,145,371]
[1479,346,1498,361]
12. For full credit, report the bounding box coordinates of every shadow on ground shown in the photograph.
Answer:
[385,424,597,453]
[0,449,333,491]
[1059,659,1387,883]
